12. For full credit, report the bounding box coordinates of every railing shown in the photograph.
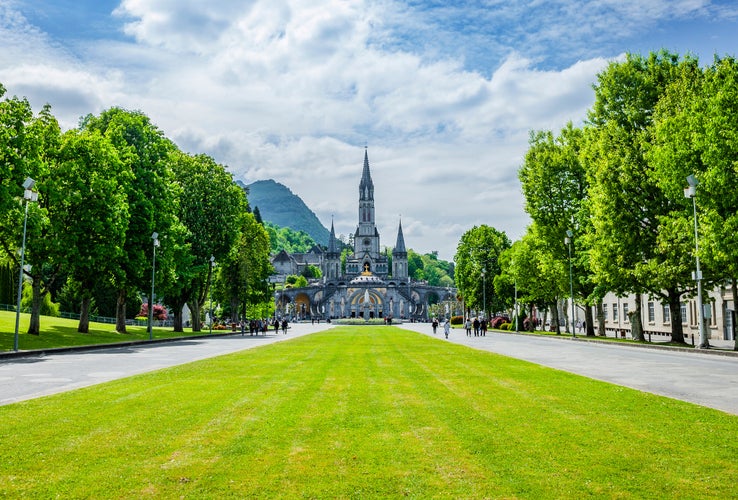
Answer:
[0,304,173,327]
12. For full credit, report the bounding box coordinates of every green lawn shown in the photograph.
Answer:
[0,310,208,352]
[1,327,736,498]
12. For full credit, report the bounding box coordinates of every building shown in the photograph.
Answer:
[273,148,454,321]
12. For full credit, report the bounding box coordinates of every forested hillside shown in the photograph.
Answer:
[243,179,330,246]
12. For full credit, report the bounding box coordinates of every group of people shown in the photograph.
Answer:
[464,317,487,336]
[238,318,289,335]
[431,317,452,339]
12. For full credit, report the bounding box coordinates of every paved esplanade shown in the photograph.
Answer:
[2,322,738,415]
[0,322,332,406]
[397,322,738,415]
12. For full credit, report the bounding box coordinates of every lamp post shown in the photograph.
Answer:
[208,255,215,334]
[13,177,38,352]
[481,270,486,320]
[514,277,519,332]
[148,232,159,340]
[565,229,575,338]
[685,175,709,349]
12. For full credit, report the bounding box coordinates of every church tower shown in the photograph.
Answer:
[392,219,408,279]
[324,219,341,279]
[354,147,381,264]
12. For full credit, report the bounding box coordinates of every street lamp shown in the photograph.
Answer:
[565,229,575,338]
[13,177,38,352]
[208,255,215,334]
[481,270,486,320]
[684,175,709,349]
[148,232,159,340]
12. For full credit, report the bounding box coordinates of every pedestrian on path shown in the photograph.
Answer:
[444,318,451,339]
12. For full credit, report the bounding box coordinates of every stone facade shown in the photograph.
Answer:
[274,148,454,321]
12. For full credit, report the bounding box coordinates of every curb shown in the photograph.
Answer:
[497,330,738,358]
[0,331,241,361]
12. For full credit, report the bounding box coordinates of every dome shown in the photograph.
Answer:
[349,273,386,285]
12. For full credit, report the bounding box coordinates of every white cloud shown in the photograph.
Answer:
[1,0,734,260]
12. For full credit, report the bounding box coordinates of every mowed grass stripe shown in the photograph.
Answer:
[0,326,736,498]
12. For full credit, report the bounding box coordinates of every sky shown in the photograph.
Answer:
[2,1,738,261]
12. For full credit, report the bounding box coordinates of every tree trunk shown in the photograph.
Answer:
[172,304,184,332]
[668,289,686,344]
[551,300,561,335]
[115,288,127,334]
[78,296,92,333]
[596,301,606,336]
[585,303,595,337]
[230,297,239,321]
[561,298,570,333]
[28,276,42,335]
[629,292,645,341]
[189,299,202,332]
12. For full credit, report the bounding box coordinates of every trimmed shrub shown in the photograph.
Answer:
[500,322,512,330]
[490,316,508,329]
[450,315,463,325]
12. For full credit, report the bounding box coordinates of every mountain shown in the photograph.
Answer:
[242,179,331,247]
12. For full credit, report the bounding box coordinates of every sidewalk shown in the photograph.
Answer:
[396,322,738,415]
[0,321,333,406]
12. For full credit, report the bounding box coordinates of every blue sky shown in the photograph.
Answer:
[2,0,738,260]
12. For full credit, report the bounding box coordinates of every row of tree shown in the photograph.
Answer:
[455,51,738,344]
[0,83,273,335]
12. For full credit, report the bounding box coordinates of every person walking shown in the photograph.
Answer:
[443,318,451,339]
[465,318,472,336]
[432,318,438,334]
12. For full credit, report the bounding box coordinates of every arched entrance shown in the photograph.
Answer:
[350,288,384,319]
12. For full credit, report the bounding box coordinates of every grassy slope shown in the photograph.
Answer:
[1,327,736,498]
[0,311,204,351]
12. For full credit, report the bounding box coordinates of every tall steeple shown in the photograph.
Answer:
[325,217,341,279]
[392,218,408,279]
[356,147,378,245]
[359,146,374,202]
[327,218,338,256]
[393,219,407,255]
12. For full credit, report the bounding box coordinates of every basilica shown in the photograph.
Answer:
[273,148,455,321]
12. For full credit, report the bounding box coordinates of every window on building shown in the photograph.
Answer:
[613,303,618,321]
[681,302,688,324]
[602,303,608,321]
[648,302,655,322]
[663,303,671,323]
[623,303,629,322]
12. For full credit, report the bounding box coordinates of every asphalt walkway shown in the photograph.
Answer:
[2,321,737,416]
[0,322,331,406]
[397,322,738,415]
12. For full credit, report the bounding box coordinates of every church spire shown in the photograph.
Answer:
[327,217,338,255]
[393,219,407,256]
[359,146,374,201]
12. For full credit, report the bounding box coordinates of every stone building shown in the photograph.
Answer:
[274,148,454,321]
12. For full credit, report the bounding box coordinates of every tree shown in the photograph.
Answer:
[519,122,597,335]
[454,225,511,318]
[585,51,700,344]
[216,211,273,320]
[649,56,738,349]
[0,87,51,334]
[47,130,131,332]
[170,152,244,331]
[80,108,180,333]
